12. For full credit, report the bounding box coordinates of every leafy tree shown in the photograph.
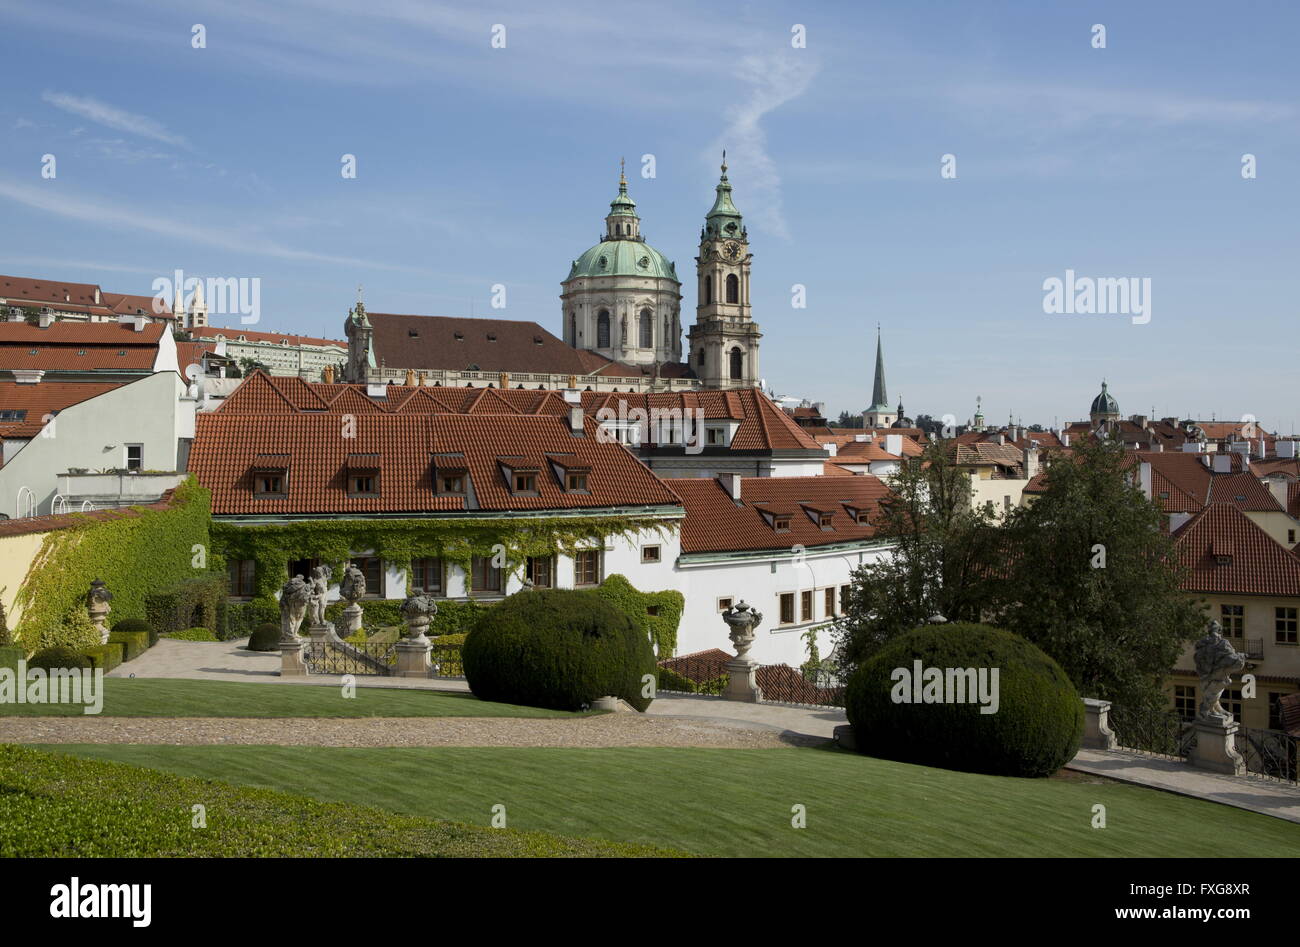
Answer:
[831,440,1002,671]
[833,411,863,429]
[994,438,1202,711]
[913,414,948,437]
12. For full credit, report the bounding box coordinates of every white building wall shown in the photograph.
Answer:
[0,372,196,518]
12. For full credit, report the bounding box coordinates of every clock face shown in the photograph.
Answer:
[724,241,741,261]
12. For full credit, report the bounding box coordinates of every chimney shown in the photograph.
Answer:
[884,433,903,457]
[1279,440,1298,459]
[1268,478,1288,510]
[825,442,838,457]
[6,306,23,323]
[1061,432,1070,447]
[13,369,44,384]
[717,471,742,502]
[997,433,1005,446]
[1212,454,1231,474]
[133,315,146,332]
[1023,447,1040,482]
[38,308,55,328]
[569,404,584,436]
[1139,461,1153,500]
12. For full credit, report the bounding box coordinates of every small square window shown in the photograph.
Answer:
[773,516,791,533]
[349,474,378,497]
[641,545,661,563]
[565,471,589,492]
[718,597,733,612]
[255,474,286,497]
[513,472,538,494]
[779,593,795,625]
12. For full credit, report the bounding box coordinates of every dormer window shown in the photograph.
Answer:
[566,472,588,492]
[454,332,464,341]
[346,453,381,497]
[513,472,538,494]
[818,512,834,530]
[252,454,290,498]
[487,332,497,342]
[439,473,466,494]
[773,515,791,532]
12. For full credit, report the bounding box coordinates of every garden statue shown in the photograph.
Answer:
[86,578,113,644]
[400,593,438,642]
[338,562,367,634]
[722,601,762,662]
[306,564,333,629]
[279,575,311,641]
[1194,619,1247,723]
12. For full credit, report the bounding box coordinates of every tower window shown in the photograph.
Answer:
[726,273,739,304]
[729,347,743,380]
[597,310,610,348]
[639,309,652,348]
[704,276,713,305]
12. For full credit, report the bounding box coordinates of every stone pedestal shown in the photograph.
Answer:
[1082,698,1118,750]
[723,659,762,702]
[1188,718,1245,775]
[341,603,363,636]
[308,623,332,645]
[393,637,431,678]
[591,696,634,712]
[279,637,309,677]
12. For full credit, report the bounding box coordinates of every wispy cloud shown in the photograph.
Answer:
[0,176,417,273]
[713,52,819,240]
[41,91,191,147]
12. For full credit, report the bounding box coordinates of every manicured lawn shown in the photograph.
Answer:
[0,678,589,718]
[0,745,679,857]
[52,743,1300,857]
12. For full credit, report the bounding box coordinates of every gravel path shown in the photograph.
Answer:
[2,714,825,748]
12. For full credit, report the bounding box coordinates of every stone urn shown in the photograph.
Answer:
[338,562,367,635]
[395,593,438,678]
[399,593,437,644]
[721,600,763,702]
[86,579,113,644]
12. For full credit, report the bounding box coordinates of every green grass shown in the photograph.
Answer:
[49,743,1300,857]
[0,678,590,718]
[0,745,681,857]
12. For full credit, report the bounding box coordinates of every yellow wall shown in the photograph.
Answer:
[0,531,47,629]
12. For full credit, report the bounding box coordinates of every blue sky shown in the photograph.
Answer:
[1,0,1297,431]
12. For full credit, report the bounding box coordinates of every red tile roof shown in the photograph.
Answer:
[190,326,344,348]
[1207,471,1284,512]
[0,320,164,372]
[1173,503,1300,596]
[102,292,172,318]
[191,412,683,516]
[667,475,890,555]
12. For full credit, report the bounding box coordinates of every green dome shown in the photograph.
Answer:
[1090,381,1119,416]
[567,240,678,282]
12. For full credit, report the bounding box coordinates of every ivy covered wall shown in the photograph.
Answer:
[12,480,213,651]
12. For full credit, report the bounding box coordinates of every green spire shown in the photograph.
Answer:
[705,150,742,233]
[607,157,638,218]
[868,327,889,411]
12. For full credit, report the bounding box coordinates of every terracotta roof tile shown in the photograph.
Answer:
[0,380,123,437]
[1173,503,1300,596]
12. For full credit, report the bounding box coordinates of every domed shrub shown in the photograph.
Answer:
[27,647,92,670]
[113,617,157,648]
[463,589,656,712]
[844,623,1083,777]
[247,623,281,652]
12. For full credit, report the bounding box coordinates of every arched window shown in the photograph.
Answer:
[597,310,610,348]
[697,349,705,367]
[568,312,576,344]
[729,347,743,380]
[704,276,713,305]
[639,309,652,348]
[726,274,739,304]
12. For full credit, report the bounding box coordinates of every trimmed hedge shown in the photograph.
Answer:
[0,646,25,673]
[463,589,656,711]
[844,622,1084,778]
[145,573,226,637]
[27,647,91,670]
[219,599,278,642]
[163,627,220,642]
[106,630,148,662]
[112,617,157,648]
[595,574,683,656]
[324,598,487,637]
[247,623,281,652]
[85,643,124,672]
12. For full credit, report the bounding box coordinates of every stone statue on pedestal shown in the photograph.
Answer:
[1194,619,1247,722]
[86,579,113,644]
[306,565,333,629]
[339,562,366,634]
[399,593,438,642]
[721,601,764,702]
[279,575,311,641]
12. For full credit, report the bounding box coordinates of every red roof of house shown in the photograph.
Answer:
[102,292,172,318]
[1172,503,1300,596]
[1207,471,1284,512]
[189,326,343,348]
[667,475,890,555]
[0,320,164,372]
[191,411,683,516]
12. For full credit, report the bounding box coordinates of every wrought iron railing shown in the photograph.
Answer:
[656,656,728,696]
[1242,638,1264,660]
[1234,726,1299,784]
[1108,704,1195,760]
[429,640,465,679]
[754,664,846,708]
[303,639,395,676]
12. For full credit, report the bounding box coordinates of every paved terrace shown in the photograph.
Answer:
[104,638,1300,823]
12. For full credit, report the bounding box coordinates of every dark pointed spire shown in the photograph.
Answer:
[868,326,889,411]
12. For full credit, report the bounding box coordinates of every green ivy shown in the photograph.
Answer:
[594,573,683,657]
[212,514,677,624]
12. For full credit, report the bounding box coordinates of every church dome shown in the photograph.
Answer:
[567,240,678,282]
[1090,381,1119,417]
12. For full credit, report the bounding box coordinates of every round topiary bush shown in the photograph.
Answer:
[844,623,1083,777]
[113,617,157,648]
[247,623,281,652]
[27,646,92,670]
[462,589,655,712]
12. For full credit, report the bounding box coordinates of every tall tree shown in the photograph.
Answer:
[995,438,1202,710]
[832,440,1001,670]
